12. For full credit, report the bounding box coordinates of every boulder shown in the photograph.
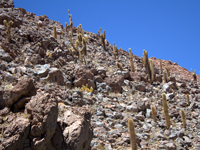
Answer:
[74,65,95,89]
[25,92,58,150]
[104,75,124,93]
[1,116,30,150]
[57,105,93,150]
[0,78,36,109]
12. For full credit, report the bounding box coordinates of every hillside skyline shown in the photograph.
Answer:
[13,0,200,75]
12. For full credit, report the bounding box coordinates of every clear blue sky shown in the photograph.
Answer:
[14,0,200,74]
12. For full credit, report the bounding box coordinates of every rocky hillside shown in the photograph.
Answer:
[0,0,200,150]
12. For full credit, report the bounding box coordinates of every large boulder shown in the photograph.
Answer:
[0,116,30,150]
[41,68,64,85]
[104,75,124,93]
[25,92,58,150]
[57,105,93,150]
[74,65,95,89]
[0,78,36,110]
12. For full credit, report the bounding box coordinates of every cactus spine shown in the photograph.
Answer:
[128,118,137,150]
[151,106,157,122]
[3,20,13,43]
[181,109,186,129]
[162,93,171,129]
[129,48,135,72]
[53,26,57,38]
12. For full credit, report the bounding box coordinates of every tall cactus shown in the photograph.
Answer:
[160,59,163,74]
[181,109,186,129]
[128,118,137,150]
[3,20,13,43]
[162,93,171,129]
[53,26,57,38]
[113,43,117,60]
[129,48,135,72]
[193,69,197,81]
[99,27,106,50]
[165,62,170,77]
[163,70,167,83]
[150,59,155,83]
[151,106,157,122]
[186,93,190,106]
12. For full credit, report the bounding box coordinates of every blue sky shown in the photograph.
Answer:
[14,0,200,74]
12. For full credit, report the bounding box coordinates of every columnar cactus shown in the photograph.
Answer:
[99,27,106,50]
[129,48,135,72]
[142,50,151,82]
[36,22,40,31]
[163,70,167,83]
[151,106,157,122]
[186,93,190,106]
[113,43,117,60]
[3,20,13,43]
[53,26,57,38]
[162,93,171,129]
[128,118,137,150]
[65,22,67,32]
[165,62,170,77]
[181,109,186,129]
[150,59,155,83]
[160,59,163,74]
[193,70,197,81]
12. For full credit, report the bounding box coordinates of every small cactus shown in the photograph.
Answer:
[151,106,157,122]
[181,109,186,129]
[117,62,123,71]
[129,48,135,72]
[128,118,137,150]
[36,22,40,31]
[162,93,171,129]
[3,20,13,43]
[53,26,57,38]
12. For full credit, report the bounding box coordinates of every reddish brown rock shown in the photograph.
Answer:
[25,92,58,150]
[0,78,36,110]
[104,75,124,93]
[74,65,95,89]
[129,72,141,82]
[57,105,93,150]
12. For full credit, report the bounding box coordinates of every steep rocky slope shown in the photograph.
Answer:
[0,0,200,150]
